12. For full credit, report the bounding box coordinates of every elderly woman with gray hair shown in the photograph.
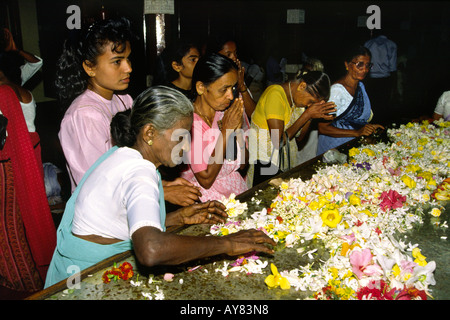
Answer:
[44,86,275,288]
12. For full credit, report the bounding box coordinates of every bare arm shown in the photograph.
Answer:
[318,121,385,138]
[132,226,276,267]
[236,59,256,118]
[267,101,337,147]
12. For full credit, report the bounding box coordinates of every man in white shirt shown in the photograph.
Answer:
[364,31,397,125]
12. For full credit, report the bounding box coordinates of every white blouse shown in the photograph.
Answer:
[72,147,164,240]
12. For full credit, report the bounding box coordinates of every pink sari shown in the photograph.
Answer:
[181,112,248,202]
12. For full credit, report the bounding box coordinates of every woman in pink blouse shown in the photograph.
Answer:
[56,17,201,206]
[56,18,134,192]
[182,53,248,201]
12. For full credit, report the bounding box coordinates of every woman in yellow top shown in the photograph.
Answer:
[248,71,336,186]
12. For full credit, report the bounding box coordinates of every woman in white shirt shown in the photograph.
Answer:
[0,51,38,132]
[45,86,276,288]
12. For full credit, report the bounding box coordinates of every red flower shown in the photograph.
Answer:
[378,190,406,212]
[102,261,134,283]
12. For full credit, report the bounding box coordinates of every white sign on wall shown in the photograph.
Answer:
[144,0,174,14]
[287,9,305,24]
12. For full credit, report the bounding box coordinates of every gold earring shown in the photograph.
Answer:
[147,140,153,146]
[90,72,94,77]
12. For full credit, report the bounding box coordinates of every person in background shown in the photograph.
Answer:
[296,55,325,165]
[206,34,256,120]
[317,45,384,156]
[181,53,249,201]
[265,44,285,87]
[151,39,202,203]
[296,54,324,78]
[56,17,199,206]
[364,31,397,126]
[1,28,43,86]
[0,51,38,132]
[56,17,134,192]
[433,90,450,121]
[248,71,336,187]
[0,76,55,293]
[155,38,200,100]
[44,86,275,288]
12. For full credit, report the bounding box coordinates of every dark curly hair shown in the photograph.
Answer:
[0,51,24,85]
[55,17,134,109]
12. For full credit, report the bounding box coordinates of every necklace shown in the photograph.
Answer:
[288,82,295,108]
[194,105,212,128]
[195,105,213,127]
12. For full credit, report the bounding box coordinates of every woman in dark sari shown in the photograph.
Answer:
[317,45,384,155]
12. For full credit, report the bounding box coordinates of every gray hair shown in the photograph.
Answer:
[111,86,193,147]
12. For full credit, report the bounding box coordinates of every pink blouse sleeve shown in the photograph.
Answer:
[59,107,112,188]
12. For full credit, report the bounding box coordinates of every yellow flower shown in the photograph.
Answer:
[412,248,427,266]
[317,196,329,209]
[406,164,421,173]
[329,267,339,279]
[321,208,342,228]
[402,273,412,281]
[418,137,429,145]
[281,182,289,190]
[359,209,376,217]
[430,208,441,217]
[362,148,375,157]
[392,264,401,277]
[265,263,290,290]
[348,194,361,206]
[349,147,360,157]
[401,175,416,189]
[308,201,319,211]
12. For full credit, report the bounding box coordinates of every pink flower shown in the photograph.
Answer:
[350,249,382,279]
[378,190,406,212]
[340,233,356,245]
[163,273,174,282]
